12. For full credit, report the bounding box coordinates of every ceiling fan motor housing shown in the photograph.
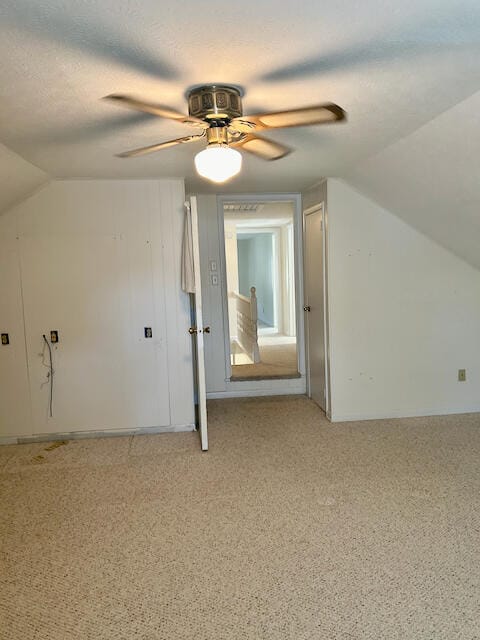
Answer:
[188,85,243,121]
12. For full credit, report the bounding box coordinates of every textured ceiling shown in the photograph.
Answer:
[0,0,479,194]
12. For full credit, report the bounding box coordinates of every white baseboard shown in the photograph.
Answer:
[207,388,306,399]
[330,406,480,423]
[0,423,196,445]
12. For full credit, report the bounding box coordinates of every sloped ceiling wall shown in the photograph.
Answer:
[0,143,49,214]
[343,91,480,270]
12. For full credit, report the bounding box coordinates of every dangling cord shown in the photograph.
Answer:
[42,334,54,417]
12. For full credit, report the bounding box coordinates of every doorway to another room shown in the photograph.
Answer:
[222,199,300,381]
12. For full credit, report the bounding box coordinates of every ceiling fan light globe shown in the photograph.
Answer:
[194,144,242,183]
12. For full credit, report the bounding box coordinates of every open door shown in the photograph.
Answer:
[187,196,209,450]
[304,203,328,413]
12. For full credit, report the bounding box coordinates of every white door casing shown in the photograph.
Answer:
[216,194,306,390]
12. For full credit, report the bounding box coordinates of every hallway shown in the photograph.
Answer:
[230,333,299,379]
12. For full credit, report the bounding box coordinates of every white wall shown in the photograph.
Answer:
[0,235,32,436]
[237,232,275,326]
[327,179,480,421]
[280,223,296,337]
[0,179,194,440]
[196,194,229,393]
[224,219,240,340]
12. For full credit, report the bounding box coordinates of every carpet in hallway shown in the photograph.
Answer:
[231,342,299,379]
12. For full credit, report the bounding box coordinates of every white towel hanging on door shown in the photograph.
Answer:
[181,201,195,294]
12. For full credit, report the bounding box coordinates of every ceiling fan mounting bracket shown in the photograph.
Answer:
[187,85,243,121]
[206,126,229,145]
[205,125,246,146]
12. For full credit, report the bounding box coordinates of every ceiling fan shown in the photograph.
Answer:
[104,85,346,183]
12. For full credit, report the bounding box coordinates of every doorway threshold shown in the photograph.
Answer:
[230,372,302,382]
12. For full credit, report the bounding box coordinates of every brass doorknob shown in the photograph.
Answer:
[304,305,311,312]
[188,327,198,335]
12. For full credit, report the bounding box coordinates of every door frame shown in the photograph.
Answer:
[303,202,332,418]
[217,193,305,384]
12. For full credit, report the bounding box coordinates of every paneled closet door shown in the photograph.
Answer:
[19,234,170,435]
[0,235,32,438]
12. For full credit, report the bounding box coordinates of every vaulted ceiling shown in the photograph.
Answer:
[344,91,480,269]
[0,0,478,195]
[0,144,48,213]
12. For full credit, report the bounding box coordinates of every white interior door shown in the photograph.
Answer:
[304,205,328,412]
[189,196,208,451]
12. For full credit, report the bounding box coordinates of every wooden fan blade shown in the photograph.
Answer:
[116,134,205,158]
[233,134,292,161]
[231,103,346,132]
[104,94,208,128]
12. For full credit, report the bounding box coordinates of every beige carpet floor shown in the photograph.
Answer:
[1,396,480,639]
[231,342,299,379]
